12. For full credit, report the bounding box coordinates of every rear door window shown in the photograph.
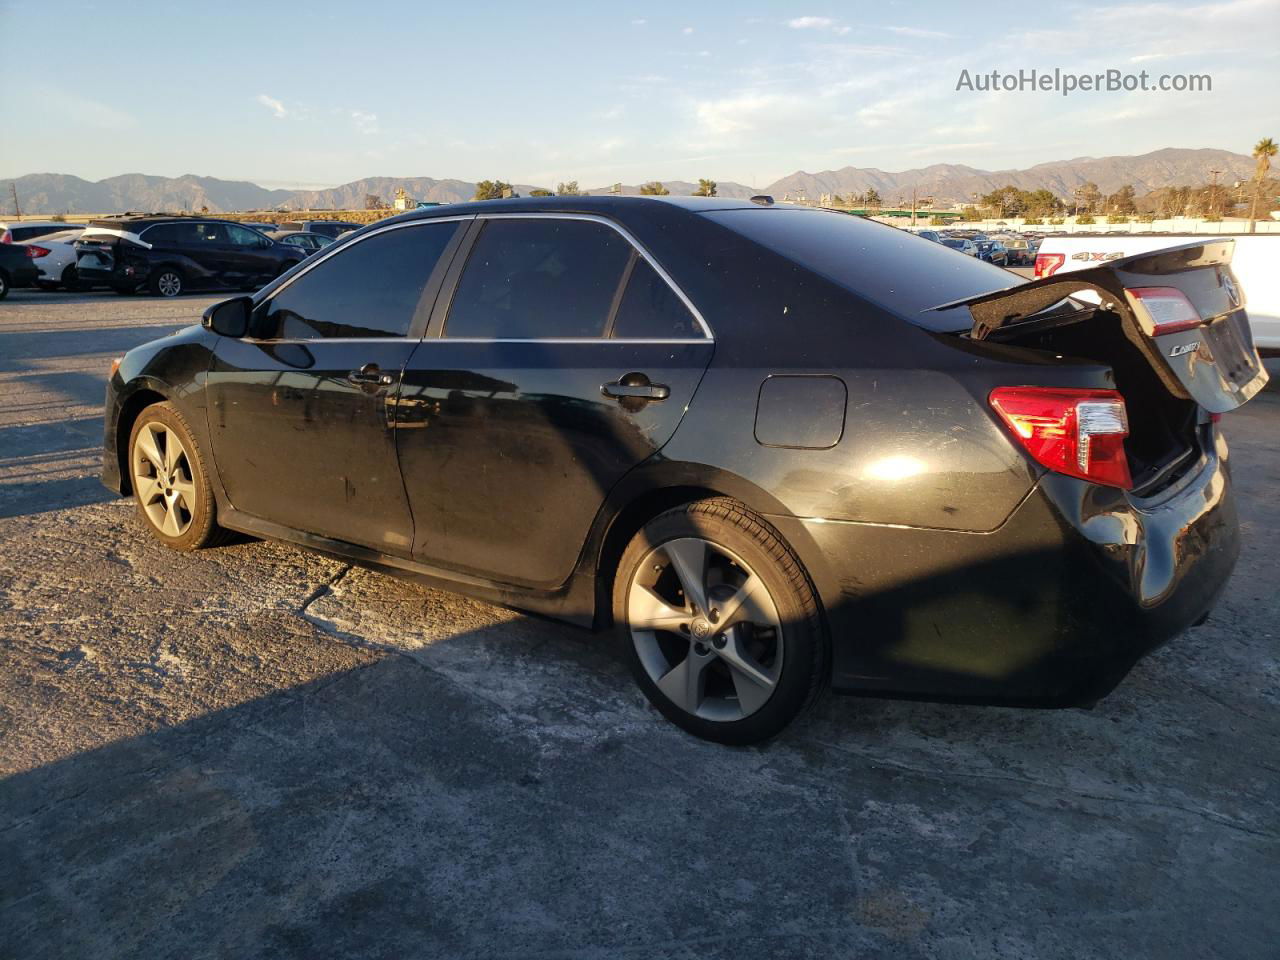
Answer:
[258,222,459,339]
[610,258,700,339]
[445,218,631,338]
[144,224,181,246]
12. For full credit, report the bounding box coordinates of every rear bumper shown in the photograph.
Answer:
[771,432,1239,706]
[78,264,146,289]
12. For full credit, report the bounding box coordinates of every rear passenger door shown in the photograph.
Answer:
[396,214,714,588]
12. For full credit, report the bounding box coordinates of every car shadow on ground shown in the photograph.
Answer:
[2,513,1277,958]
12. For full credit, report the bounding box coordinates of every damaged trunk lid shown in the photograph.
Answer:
[935,239,1268,414]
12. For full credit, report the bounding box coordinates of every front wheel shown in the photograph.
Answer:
[614,498,827,745]
[128,402,230,551]
[0,271,9,300]
[152,268,183,297]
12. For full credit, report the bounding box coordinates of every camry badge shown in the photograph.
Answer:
[1169,341,1201,358]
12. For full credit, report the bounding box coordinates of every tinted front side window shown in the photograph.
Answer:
[259,222,458,339]
[611,258,699,339]
[446,219,631,338]
[226,224,266,246]
[705,208,1016,331]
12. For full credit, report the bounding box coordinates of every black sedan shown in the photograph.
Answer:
[100,197,1268,743]
[0,241,41,298]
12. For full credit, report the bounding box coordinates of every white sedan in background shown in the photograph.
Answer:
[21,228,87,290]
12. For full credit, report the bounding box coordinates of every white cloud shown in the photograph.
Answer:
[886,25,955,39]
[351,110,379,135]
[682,25,694,34]
[694,92,794,136]
[787,16,849,34]
[630,18,646,25]
[256,94,287,119]
[788,16,833,29]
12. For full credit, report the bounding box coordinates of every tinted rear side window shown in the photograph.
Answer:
[446,219,631,338]
[611,258,700,339]
[260,222,458,339]
[704,208,1017,331]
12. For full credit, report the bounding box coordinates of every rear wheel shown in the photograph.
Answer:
[128,402,229,551]
[61,264,86,291]
[0,271,9,300]
[152,268,183,297]
[614,498,827,745]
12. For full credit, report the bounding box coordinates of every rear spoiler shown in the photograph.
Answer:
[929,238,1267,413]
[77,227,153,249]
[929,239,1235,340]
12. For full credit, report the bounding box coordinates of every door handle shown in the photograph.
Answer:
[602,373,670,403]
[348,363,396,388]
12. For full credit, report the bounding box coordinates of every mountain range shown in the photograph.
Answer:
[2,148,1257,215]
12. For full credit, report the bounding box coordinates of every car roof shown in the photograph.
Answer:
[85,215,248,230]
[389,194,761,225]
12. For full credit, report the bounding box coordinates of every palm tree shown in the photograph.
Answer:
[1249,137,1277,234]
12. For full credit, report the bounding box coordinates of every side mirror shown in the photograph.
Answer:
[202,296,252,338]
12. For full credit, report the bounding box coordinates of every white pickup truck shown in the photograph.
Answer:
[1032,235,1279,354]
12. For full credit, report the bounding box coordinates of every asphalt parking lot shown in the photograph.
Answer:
[1,288,1278,960]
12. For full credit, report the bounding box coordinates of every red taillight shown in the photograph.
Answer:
[1033,252,1064,278]
[25,245,51,259]
[0,230,11,244]
[989,387,1132,489]
[1127,286,1202,335]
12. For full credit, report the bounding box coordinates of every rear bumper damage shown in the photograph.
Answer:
[773,428,1239,706]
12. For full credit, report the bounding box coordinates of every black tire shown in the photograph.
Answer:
[151,268,183,298]
[61,264,87,292]
[127,402,232,551]
[613,497,827,745]
[0,271,9,300]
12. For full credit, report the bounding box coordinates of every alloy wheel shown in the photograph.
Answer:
[132,422,197,537]
[156,271,182,297]
[628,537,784,722]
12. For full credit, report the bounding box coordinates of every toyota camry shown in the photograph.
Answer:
[102,196,1269,743]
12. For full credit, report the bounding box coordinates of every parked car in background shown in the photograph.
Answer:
[916,229,941,243]
[1003,237,1033,265]
[1,220,83,244]
[942,237,979,256]
[0,241,41,298]
[26,229,91,290]
[75,216,307,297]
[241,222,278,234]
[1032,233,1280,354]
[265,230,335,256]
[276,219,359,239]
[976,240,1009,266]
[100,197,1267,744]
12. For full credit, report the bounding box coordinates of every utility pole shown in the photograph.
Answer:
[1208,168,1222,218]
[911,185,918,226]
[9,182,20,218]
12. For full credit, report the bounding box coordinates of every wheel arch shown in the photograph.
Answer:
[114,386,171,495]
[586,462,840,630]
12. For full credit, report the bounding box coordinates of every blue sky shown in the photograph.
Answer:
[1,0,1276,189]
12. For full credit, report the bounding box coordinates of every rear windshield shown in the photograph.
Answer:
[706,208,1019,331]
